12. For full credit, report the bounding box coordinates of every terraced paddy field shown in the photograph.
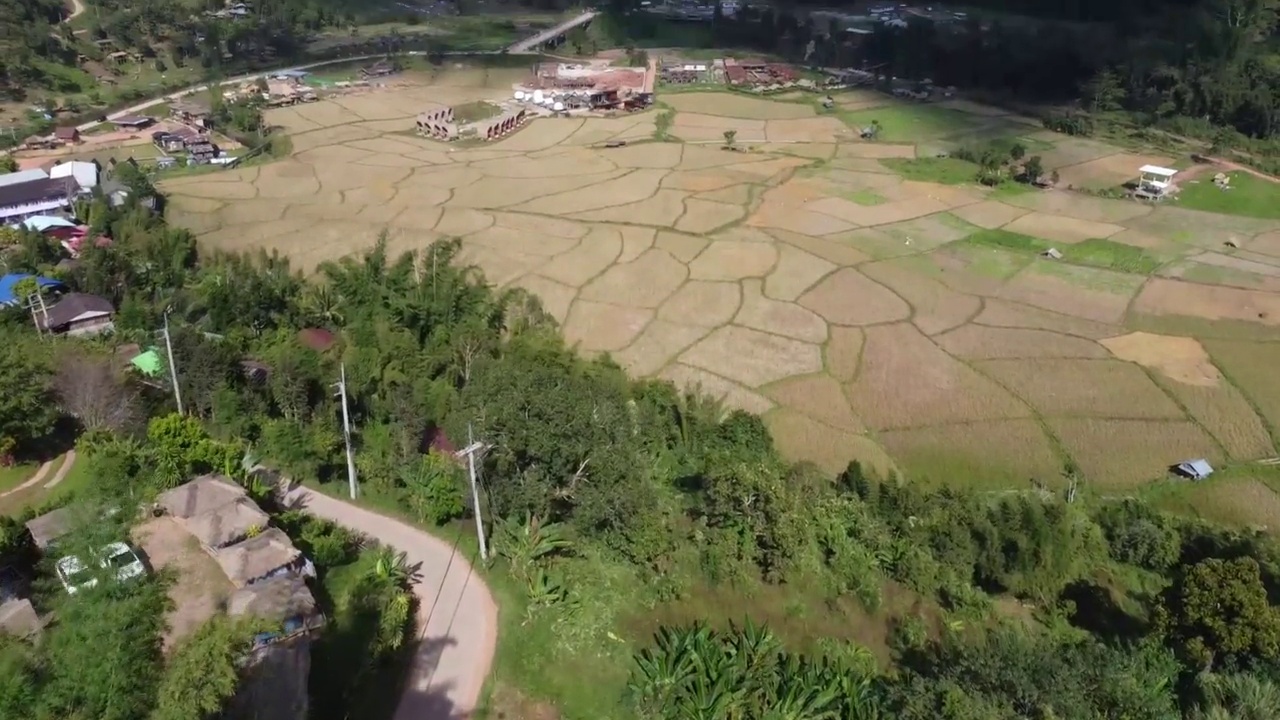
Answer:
[163,70,1280,513]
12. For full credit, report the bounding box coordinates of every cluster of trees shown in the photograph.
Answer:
[2,162,1280,718]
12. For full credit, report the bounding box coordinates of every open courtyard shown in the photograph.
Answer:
[162,67,1280,498]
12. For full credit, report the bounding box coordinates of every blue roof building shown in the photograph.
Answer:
[0,274,65,306]
[18,215,77,233]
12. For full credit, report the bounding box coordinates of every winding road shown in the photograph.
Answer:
[283,484,498,720]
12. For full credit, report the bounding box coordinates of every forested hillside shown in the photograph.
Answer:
[0,0,75,97]
[0,172,1277,718]
[616,0,1279,151]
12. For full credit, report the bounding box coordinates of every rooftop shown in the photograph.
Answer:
[184,496,270,549]
[214,528,301,588]
[25,507,74,549]
[227,574,317,623]
[157,475,248,519]
[39,293,113,330]
[0,273,65,306]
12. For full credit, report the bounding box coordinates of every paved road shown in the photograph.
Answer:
[282,484,498,720]
[505,10,598,53]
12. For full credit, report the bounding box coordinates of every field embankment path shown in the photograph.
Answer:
[282,484,498,720]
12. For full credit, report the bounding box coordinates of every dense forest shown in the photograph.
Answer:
[0,158,1275,717]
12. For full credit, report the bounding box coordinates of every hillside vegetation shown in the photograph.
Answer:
[0,171,1276,717]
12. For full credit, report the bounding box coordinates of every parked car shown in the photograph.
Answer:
[55,542,146,594]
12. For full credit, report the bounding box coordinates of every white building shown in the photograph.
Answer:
[49,162,99,193]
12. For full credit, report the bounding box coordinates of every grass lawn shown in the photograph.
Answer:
[1176,171,1280,219]
[451,100,503,124]
[836,105,977,143]
[880,156,980,184]
[0,462,39,495]
[0,452,84,517]
[958,230,1163,275]
[1140,464,1280,532]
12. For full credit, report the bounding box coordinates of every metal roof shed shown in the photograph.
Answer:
[1174,459,1214,481]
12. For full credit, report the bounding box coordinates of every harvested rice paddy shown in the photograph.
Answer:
[163,70,1280,500]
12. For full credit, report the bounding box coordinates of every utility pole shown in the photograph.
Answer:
[333,363,358,500]
[455,425,490,562]
[161,308,184,415]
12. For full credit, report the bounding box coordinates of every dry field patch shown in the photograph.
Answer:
[847,323,1030,430]
[1054,152,1174,190]
[539,225,621,286]
[824,326,864,382]
[510,274,578,323]
[1100,332,1222,386]
[765,408,893,477]
[658,363,774,415]
[472,152,617,178]
[454,243,542,286]
[765,228,871,266]
[572,188,690,226]
[797,267,911,326]
[491,118,585,152]
[1048,418,1219,489]
[676,199,746,234]
[461,169,629,210]
[613,320,709,377]
[1155,379,1273,460]
[1204,338,1280,436]
[936,325,1108,359]
[680,325,823,388]
[765,245,835,301]
[977,358,1184,419]
[1038,137,1122,170]
[658,280,742,328]
[860,259,980,335]
[879,420,1063,490]
[655,230,708,262]
[972,297,1120,339]
[689,241,779,281]
[735,280,828,343]
[1001,212,1125,244]
[997,263,1142,324]
[1126,206,1278,250]
[663,92,816,120]
[1132,278,1280,327]
[765,117,849,143]
[1249,230,1280,258]
[1003,190,1152,224]
[580,248,687,308]
[671,118,767,144]
[749,201,857,236]
[562,300,654,352]
[764,374,865,432]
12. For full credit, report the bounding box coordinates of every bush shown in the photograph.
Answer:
[1044,111,1095,137]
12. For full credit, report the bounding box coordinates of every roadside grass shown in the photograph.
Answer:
[0,462,40,495]
[835,105,977,143]
[1176,171,1280,219]
[880,156,980,184]
[309,548,418,720]
[957,230,1163,274]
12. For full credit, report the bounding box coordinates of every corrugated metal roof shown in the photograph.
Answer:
[0,169,50,188]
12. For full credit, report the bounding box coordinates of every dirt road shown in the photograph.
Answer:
[281,484,498,720]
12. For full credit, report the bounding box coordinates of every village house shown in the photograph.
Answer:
[171,99,213,129]
[53,127,80,145]
[35,292,115,336]
[0,175,78,225]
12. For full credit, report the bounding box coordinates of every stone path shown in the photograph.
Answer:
[281,484,498,720]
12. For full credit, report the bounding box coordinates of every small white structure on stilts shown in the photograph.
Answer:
[1135,164,1178,201]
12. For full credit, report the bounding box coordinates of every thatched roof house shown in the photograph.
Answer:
[24,508,73,550]
[157,475,246,519]
[215,528,301,588]
[228,575,321,628]
[184,497,270,550]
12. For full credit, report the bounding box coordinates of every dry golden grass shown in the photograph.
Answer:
[764,373,865,432]
[735,279,828,343]
[680,325,824,388]
[1132,278,1280,327]
[1153,476,1280,532]
[1049,418,1220,489]
[936,325,1109,359]
[1156,378,1274,460]
[1204,338,1280,437]
[659,363,774,414]
[561,299,654,352]
[997,263,1143,324]
[847,323,1031,430]
[580,249,687,308]
[860,259,981,335]
[973,298,1121,339]
[764,408,894,477]
[613,319,709,377]
[977,358,1184,419]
